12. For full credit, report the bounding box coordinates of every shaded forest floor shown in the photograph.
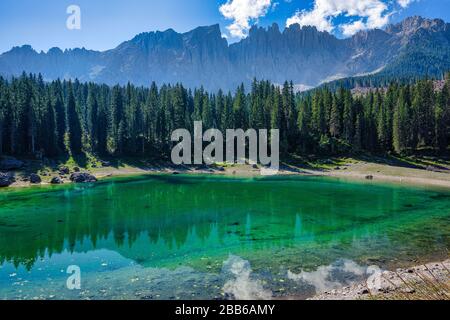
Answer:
[2,153,450,189]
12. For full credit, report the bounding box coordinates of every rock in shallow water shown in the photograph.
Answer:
[0,172,15,187]
[50,176,63,184]
[29,173,41,184]
[70,172,97,183]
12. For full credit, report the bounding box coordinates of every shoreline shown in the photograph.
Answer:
[3,157,450,190]
[309,258,450,300]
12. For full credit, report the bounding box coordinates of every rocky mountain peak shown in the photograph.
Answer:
[0,16,448,91]
[386,16,447,35]
[183,24,226,47]
[7,45,36,55]
[187,24,222,37]
[47,47,63,55]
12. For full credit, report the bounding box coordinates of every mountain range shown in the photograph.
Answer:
[0,16,449,91]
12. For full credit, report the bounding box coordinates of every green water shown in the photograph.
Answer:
[0,174,448,300]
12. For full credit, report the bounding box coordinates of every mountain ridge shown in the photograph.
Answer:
[1,16,449,91]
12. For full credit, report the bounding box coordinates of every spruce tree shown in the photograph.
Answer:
[393,87,410,154]
[329,95,340,138]
[66,82,83,154]
[87,87,99,152]
[233,84,247,130]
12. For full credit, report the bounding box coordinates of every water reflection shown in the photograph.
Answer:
[0,250,383,300]
[0,175,448,272]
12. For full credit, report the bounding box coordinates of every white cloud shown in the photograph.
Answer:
[286,0,415,36]
[287,6,334,32]
[287,259,378,294]
[397,0,413,8]
[220,0,273,38]
[341,19,367,36]
[222,255,272,300]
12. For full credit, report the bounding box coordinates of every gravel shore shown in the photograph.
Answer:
[311,259,450,300]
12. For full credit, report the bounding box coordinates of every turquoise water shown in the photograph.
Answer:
[0,174,448,300]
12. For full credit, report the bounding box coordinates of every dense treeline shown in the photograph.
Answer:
[0,73,449,160]
[316,74,428,92]
[301,76,450,155]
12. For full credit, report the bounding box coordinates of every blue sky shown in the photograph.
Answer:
[0,0,448,54]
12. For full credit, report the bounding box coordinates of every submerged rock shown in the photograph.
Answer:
[50,176,63,184]
[0,172,15,187]
[0,158,24,171]
[29,173,41,184]
[70,172,97,183]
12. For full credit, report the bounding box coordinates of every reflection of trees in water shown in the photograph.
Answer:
[0,176,448,270]
[0,177,269,269]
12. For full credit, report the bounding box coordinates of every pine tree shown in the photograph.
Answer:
[111,85,124,154]
[41,90,57,156]
[375,91,389,151]
[342,90,354,144]
[215,90,225,130]
[250,79,265,129]
[193,87,204,122]
[87,87,99,152]
[50,80,66,154]
[434,89,447,152]
[66,82,83,154]
[201,93,213,128]
[97,100,108,155]
[221,93,233,131]
[0,81,5,155]
[14,74,34,154]
[393,87,410,154]
[329,95,341,138]
[297,99,311,153]
[413,80,435,148]
[271,88,281,130]
[353,114,363,151]
[173,84,187,129]
[311,91,326,136]
[144,82,159,151]
[283,81,298,151]
[233,84,247,129]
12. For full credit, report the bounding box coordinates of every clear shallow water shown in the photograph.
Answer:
[0,174,448,300]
